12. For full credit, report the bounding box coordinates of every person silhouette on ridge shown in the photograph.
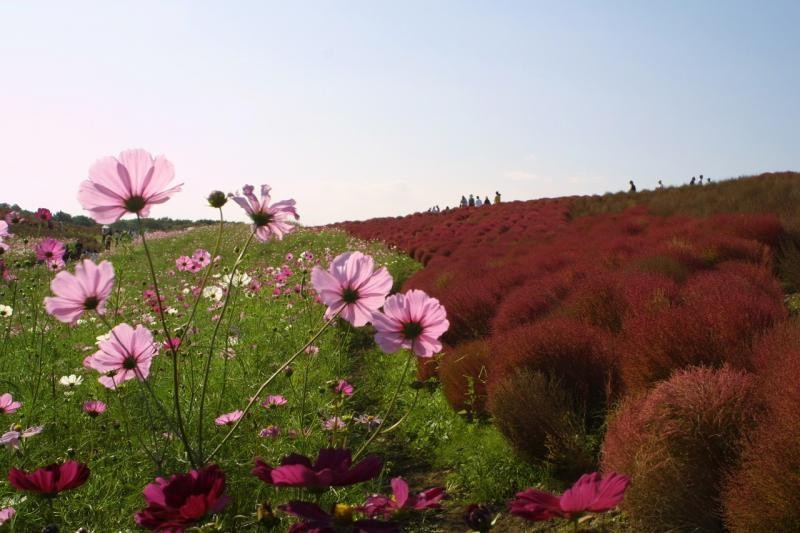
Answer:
[494,191,502,203]
[484,195,491,206]
[468,194,475,207]
[460,195,468,208]
[629,180,637,193]
[475,195,483,207]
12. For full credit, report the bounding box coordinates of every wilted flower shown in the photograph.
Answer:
[354,414,383,429]
[311,252,393,327]
[372,290,449,358]
[79,149,182,223]
[253,448,383,489]
[135,464,229,530]
[509,472,630,522]
[8,460,89,496]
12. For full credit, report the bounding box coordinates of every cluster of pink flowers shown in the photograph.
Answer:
[175,249,211,272]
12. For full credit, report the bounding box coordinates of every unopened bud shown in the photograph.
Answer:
[207,190,228,208]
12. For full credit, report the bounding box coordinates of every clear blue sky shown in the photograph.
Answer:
[1,1,798,225]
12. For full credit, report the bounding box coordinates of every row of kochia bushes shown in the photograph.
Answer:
[341,197,800,532]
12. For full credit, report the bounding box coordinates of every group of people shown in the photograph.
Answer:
[460,191,501,208]
[628,175,713,193]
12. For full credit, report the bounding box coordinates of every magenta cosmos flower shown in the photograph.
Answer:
[0,393,21,415]
[135,464,230,531]
[214,410,243,426]
[280,501,398,532]
[509,472,630,522]
[83,400,107,417]
[44,259,114,325]
[372,289,449,358]
[8,460,90,496]
[311,252,393,327]
[35,208,52,222]
[87,323,157,389]
[231,184,299,242]
[253,448,383,490]
[35,238,66,263]
[78,149,182,223]
[362,477,447,519]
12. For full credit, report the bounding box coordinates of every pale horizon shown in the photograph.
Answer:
[2,1,799,225]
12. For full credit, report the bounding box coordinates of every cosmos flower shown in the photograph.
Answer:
[35,238,66,264]
[215,410,243,426]
[253,448,383,489]
[135,464,229,531]
[231,184,299,242]
[0,305,11,318]
[0,507,15,525]
[8,460,90,496]
[0,425,43,450]
[4,211,23,225]
[87,323,157,389]
[59,374,83,387]
[508,472,630,522]
[323,417,346,431]
[372,290,449,358]
[261,395,288,409]
[0,394,21,415]
[192,249,211,268]
[279,501,398,532]
[83,400,107,417]
[259,425,281,438]
[334,380,354,396]
[362,477,447,519]
[44,259,114,325]
[311,252,393,327]
[35,208,52,222]
[78,149,182,223]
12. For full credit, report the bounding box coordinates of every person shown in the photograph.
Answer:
[475,195,483,207]
[468,194,475,207]
[690,176,696,185]
[699,174,704,185]
[658,179,664,189]
[484,196,491,206]
[494,191,502,203]
[460,195,468,208]
[629,180,637,193]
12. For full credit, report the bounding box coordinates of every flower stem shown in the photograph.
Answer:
[204,311,339,464]
[136,215,196,467]
[353,354,414,460]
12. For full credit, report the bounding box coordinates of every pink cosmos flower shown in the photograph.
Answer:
[0,507,15,525]
[0,426,43,450]
[192,249,211,268]
[262,395,288,408]
[0,221,9,239]
[4,211,23,225]
[253,448,383,489]
[78,149,183,223]
[279,501,398,532]
[311,252,393,327]
[259,425,281,438]
[231,184,299,242]
[35,238,66,263]
[372,290,449,358]
[35,208,52,222]
[334,380,354,396]
[83,400,107,417]
[509,472,630,522]
[0,393,21,414]
[362,477,447,519]
[215,410,243,426]
[304,345,320,355]
[87,323,158,389]
[175,256,193,271]
[44,259,115,325]
[323,416,346,431]
[135,464,229,530]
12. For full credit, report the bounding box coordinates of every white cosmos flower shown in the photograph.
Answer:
[59,374,84,387]
[222,272,252,288]
[0,305,12,318]
[203,286,224,301]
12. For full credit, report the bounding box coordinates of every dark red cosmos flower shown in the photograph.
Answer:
[8,460,90,496]
[252,448,383,490]
[134,464,229,531]
[280,501,398,532]
[508,472,630,522]
[362,477,446,519]
[35,208,53,222]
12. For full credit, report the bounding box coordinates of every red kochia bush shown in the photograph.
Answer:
[722,323,800,532]
[556,272,627,332]
[602,366,761,532]
[490,269,576,334]
[619,269,785,392]
[489,317,616,412]
[438,339,490,413]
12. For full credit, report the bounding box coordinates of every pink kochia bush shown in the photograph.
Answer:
[135,464,229,531]
[44,259,115,324]
[86,323,158,389]
[252,448,383,489]
[8,461,90,496]
[509,472,629,524]
[372,289,449,358]
[311,252,393,327]
[78,148,183,223]
[231,184,299,242]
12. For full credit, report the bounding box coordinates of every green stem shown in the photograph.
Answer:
[204,311,338,464]
[136,215,196,467]
[353,354,414,460]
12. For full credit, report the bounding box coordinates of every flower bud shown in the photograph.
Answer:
[207,190,227,208]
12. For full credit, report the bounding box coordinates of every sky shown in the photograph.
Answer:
[1,1,799,226]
